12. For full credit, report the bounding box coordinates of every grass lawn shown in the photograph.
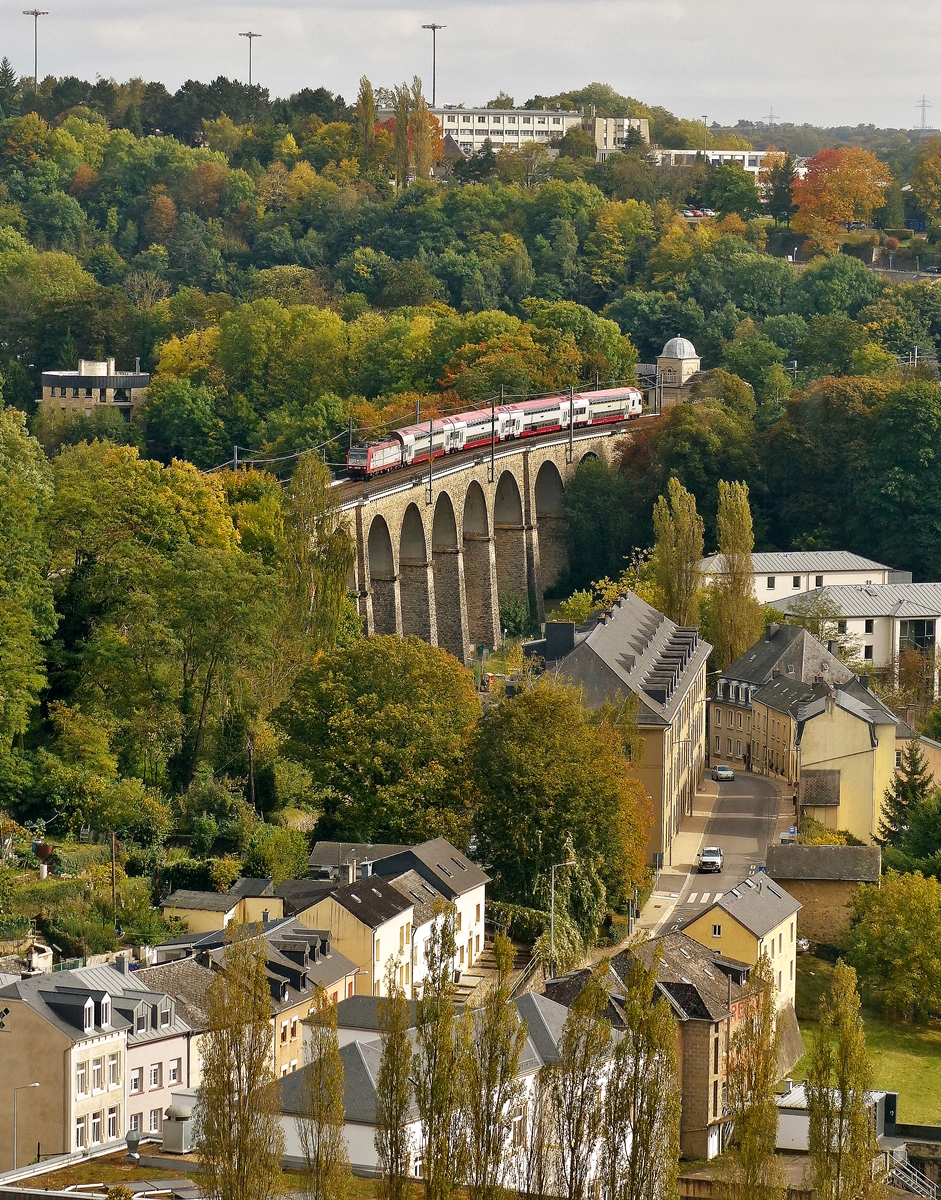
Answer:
[794,952,941,1125]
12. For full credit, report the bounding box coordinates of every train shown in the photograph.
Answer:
[345,385,644,476]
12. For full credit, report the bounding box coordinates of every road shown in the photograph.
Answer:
[646,772,783,936]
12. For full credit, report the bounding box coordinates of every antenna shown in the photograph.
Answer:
[918,95,933,131]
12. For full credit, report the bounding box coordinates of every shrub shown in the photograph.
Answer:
[54,843,113,875]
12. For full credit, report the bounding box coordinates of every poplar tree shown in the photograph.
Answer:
[715,956,785,1200]
[375,960,414,1200]
[549,966,612,1200]
[708,479,764,671]
[195,928,285,1200]
[650,476,704,628]
[513,1070,554,1200]
[392,84,411,189]
[601,949,681,1200]
[878,738,934,848]
[355,76,377,168]
[460,933,528,1200]
[409,78,440,181]
[807,962,881,1200]
[300,985,350,1200]
[413,903,463,1200]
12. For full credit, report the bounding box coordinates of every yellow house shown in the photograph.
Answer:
[796,687,898,844]
[160,881,284,934]
[682,875,801,1013]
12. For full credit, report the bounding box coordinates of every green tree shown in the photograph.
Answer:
[0,57,19,118]
[708,162,762,219]
[375,959,414,1200]
[356,77,377,168]
[704,480,764,672]
[842,870,941,1021]
[277,636,480,844]
[650,476,704,628]
[196,927,285,1200]
[767,153,797,225]
[393,84,410,189]
[879,738,934,848]
[300,985,351,1200]
[807,962,881,1200]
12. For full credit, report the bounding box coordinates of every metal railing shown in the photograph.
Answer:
[890,1147,938,1199]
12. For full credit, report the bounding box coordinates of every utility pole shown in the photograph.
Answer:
[702,114,708,155]
[111,831,117,931]
[421,23,445,106]
[489,387,499,483]
[233,444,239,471]
[23,9,48,94]
[239,31,261,87]
[918,94,932,132]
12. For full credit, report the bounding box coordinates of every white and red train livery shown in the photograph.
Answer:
[346,386,644,476]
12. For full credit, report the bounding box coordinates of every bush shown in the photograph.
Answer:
[241,824,308,886]
[157,856,241,894]
[54,843,113,875]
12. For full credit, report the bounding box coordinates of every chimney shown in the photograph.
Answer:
[347,859,357,886]
[261,908,269,924]
[107,357,115,376]
[825,691,835,715]
[857,674,869,689]
[135,356,141,373]
[765,623,779,641]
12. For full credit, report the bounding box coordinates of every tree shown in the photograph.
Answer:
[792,149,892,252]
[486,92,514,109]
[0,57,18,118]
[409,79,442,180]
[842,870,941,1021]
[549,967,612,1200]
[375,960,414,1200]
[276,636,480,845]
[650,476,704,628]
[709,162,762,219]
[911,136,941,223]
[705,480,764,672]
[392,84,410,188]
[471,680,651,921]
[807,961,880,1200]
[196,927,285,1200]
[460,933,528,1200]
[600,945,681,1200]
[715,956,785,1200]
[413,903,463,1200]
[879,738,934,848]
[356,77,377,168]
[764,153,797,225]
[300,985,351,1200]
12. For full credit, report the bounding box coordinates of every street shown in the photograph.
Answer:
[643,772,784,935]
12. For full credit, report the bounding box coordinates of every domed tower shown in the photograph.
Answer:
[654,336,701,409]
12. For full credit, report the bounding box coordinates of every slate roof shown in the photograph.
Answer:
[722,625,852,691]
[766,844,881,883]
[513,992,571,1066]
[703,551,891,577]
[371,838,490,900]
[161,889,239,912]
[335,995,419,1032]
[279,1037,412,1125]
[68,963,191,1044]
[618,932,750,1023]
[778,582,941,620]
[386,868,447,926]
[308,842,409,871]
[275,878,335,916]
[228,877,274,897]
[796,685,899,746]
[328,876,413,928]
[547,591,712,727]
[0,970,133,1041]
[135,958,215,1033]
[694,875,800,939]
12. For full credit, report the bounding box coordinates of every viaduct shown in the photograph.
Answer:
[338,425,629,666]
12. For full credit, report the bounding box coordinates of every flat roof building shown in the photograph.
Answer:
[42,358,149,420]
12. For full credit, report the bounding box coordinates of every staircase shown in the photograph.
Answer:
[890,1148,938,1199]
[454,940,533,1006]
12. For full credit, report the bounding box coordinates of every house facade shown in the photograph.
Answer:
[160,879,284,933]
[765,845,881,942]
[41,358,149,419]
[703,551,903,608]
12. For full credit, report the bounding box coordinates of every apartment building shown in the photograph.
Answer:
[582,113,651,160]
[702,550,904,608]
[654,148,809,179]
[160,876,284,933]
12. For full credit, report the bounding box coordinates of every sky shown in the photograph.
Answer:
[3,0,939,130]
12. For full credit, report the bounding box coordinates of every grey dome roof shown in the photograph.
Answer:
[660,337,699,359]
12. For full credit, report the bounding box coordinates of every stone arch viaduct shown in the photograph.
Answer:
[339,427,626,666]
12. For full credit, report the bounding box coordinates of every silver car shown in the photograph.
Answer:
[712,764,735,781]
[697,846,724,873]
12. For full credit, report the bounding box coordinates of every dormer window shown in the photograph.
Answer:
[136,1011,148,1032]
[160,1007,171,1028]
[100,996,111,1028]
[83,998,94,1032]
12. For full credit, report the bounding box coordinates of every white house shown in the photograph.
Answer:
[702,551,906,608]
[378,106,584,159]
[775,1081,889,1151]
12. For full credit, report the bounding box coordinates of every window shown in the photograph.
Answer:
[169,1059,180,1085]
[130,1068,142,1094]
[107,1107,118,1139]
[713,1079,719,1118]
[92,1058,103,1092]
[375,939,381,963]
[76,1061,87,1095]
[900,618,936,654]
[456,911,462,931]
[75,1115,87,1149]
[779,932,783,955]
[714,1036,720,1073]
[766,576,775,589]
[477,115,486,123]
[290,1017,298,1040]
[149,1108,162,1133]
[84,999,94,1032]
[552,117,561,124]
[792,575,800,588]
[523,116,532,123]
[491,115,501,123]
[837,620,847,634]
[160,1008,171,1028]
[475,903,481,923]
[715,735,720,753]
[736,741,743,757]
[896,750,903,768]
[459,945,465,965]
[281,1020,289,1044]
[864,645,873,660]
[108,1053,119,1087]
[91,1111,102,1144]
[778,971,783,992]
[129,1112,141,1133]
[815,575,823,587]
[100,997,111,1027]
[136,1011,148,1032]
[737,712,743,730]
[150,1063,162,1089]
[290,1059,298,1072]
[727,739,733,756]
[281,1064,289,1077]
[865,619,874,634]
[791,921,795,943]
[712,924,722,937]
[790,960,794,981]
[476,934,480,954]
[715,708,721,726]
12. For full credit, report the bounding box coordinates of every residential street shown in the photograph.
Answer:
[641,772,785,936]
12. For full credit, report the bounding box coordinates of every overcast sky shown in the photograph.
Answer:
[3,0,938,130]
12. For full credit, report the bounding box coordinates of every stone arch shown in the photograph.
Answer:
[367,515,398,634]
[463,481,498,649]
[432,492,466,660]
[579,450,599,465]
[493,469,529,619]
[399,504,433,640]
[534,460,568,594]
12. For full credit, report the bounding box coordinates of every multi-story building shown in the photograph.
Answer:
[581,112,651,160]
[41,358,149,420]
[654,148,809,180]
[531,592,711,869]
[424,106,583,156]
[702,550,905,608]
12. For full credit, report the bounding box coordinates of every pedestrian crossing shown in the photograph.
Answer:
[651,891,723,906]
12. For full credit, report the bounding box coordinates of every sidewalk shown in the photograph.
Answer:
[636,781,714,936]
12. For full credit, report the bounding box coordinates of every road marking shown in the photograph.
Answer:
[700,893,710,904]
[714,893,723,901]
[688,893,698,904]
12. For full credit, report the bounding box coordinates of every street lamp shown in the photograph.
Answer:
[421,24,445,106]
[702,114,708,155]
[239,31,261,87]
[22,10,48,94]
[13,1083,40,1169]
[549,859,576,979]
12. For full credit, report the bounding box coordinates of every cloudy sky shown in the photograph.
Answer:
[3,0,937,129]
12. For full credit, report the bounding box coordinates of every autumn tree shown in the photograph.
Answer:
[300,985,350,1200]
[705,480,764,672]
[715,956,785,1200]
[356,77,377,168]
[650,476,704,628]
[807,962,881,1200]
[393,84,410,188]
[792,148,892,252]
[600,945,681,1200]
[911,136,941,223]
[413,903,463,1200]
[408,78,442,180]
[196,927,285,1200]
[375,960,413,1200]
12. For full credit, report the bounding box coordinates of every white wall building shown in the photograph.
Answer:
[377,106,583,158]
[655,148,809,180]
[702,551,906,608]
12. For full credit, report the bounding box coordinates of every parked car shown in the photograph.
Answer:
[681,209,695,218]
[697,846,724,873]
[712,764,735,781]
[925,265,940,274]
[701,208,716,216]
